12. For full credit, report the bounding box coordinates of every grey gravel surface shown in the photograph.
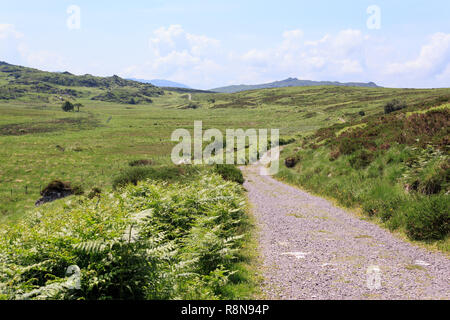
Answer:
[242,164,450,300]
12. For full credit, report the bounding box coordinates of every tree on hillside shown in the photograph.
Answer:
[62,101,74,112]
[384,99,407,114]
[74,103,84,112]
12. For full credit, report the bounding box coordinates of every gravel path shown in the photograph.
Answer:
[242,164,450,300]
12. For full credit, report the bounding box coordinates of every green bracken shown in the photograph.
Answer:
[0,172,253,300]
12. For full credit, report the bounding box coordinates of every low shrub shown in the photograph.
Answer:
[279,137,296,146]
[35,180,83,206]
[112,165,198,189]
[285,155,300,168]
[361,183,405,222]
[348,149,374,169]
[417,174,444,195]
[214,165,244,184]
[403,148,449,195]
[338,138,362,155]
[404,195,450,240]
[41,180,73,195]
[129,159,154,167]
[329,149,340,161]
[384,99,407,114]
[180,102,199,109]
[87,187,102,199]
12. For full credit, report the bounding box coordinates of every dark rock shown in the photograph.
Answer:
[285,157,299,168]
[35,180,75,207]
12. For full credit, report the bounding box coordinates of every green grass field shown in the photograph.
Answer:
[2,83,450,221]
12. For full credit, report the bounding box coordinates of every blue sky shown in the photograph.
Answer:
[1,0,449,89]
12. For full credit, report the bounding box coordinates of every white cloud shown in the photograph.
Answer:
[0,24,25,65]
[387,32,450,77]
[336,59,364,74]
[0,24,71,72]
[234,29,450,88]
[436,64,450,84]
[235,28,368,84]
[148,25,220,58]
[331,29,365,56]
[0,24,23,39]
[20,46,69,72]
[122,25,224,88]
[305,35,330,47]
[280,29,304,51]
[124,27,378,88]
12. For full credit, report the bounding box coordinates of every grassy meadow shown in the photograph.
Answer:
[1,62,449,299]
[2,83,450,222]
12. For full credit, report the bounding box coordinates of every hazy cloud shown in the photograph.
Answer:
[123,25,223,87]
[386,32,450,86]
[0,24,23,39]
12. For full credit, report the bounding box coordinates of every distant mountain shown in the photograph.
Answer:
[211,78,380,93]
[127,78,190,89]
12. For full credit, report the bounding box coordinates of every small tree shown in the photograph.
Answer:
[74,103,84,112]
[384,99,407,114]
[62,101,74,112]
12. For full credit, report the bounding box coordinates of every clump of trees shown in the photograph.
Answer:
[61,101,74,112]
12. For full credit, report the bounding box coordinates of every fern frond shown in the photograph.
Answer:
[74,240,110,254]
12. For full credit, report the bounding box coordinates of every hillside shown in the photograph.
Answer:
[278,99,449,250]
[128,78,190,89]
[211,77,379,93]
[0,62,163,104]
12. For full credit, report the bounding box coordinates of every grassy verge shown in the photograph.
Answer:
[277,102,449,252]
[219,197,261,299]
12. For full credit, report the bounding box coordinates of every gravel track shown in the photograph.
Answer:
[242,164,449,300]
